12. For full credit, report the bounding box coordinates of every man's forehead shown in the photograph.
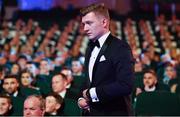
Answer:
[46,96,56,101]
[4,78,18,82]
[73,61,81,65]
[144,74,156,79]
[25,97,40,105]
[53,75,63,80]
[0,98,9,101]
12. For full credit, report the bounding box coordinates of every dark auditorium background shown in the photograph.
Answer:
[0,0,180,116]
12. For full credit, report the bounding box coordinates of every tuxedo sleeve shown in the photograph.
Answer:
[96,43,135,103]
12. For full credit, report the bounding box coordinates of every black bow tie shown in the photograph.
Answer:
[89,40,100,48]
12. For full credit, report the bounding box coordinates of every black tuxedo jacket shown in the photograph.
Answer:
[84,34,135,115]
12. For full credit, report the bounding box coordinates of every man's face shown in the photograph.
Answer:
[23,97,44,117]
[45,96,60,113]
[0,98,12,115]
[18,58,27,69]
[11,64,19,74]
[165,66,176,79]
[72,61,82,74]
[82,12,104,41]
[143,73,157,88]
[52,75,67,93]
[40,60,49,73]
[26,64,36,74]
[3,78,19,94]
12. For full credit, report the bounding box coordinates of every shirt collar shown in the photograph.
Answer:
[97,31,110,48]
[51,112,57,115]
[59,90,66,98]
[144,85,156,92]
[13,91,18,97]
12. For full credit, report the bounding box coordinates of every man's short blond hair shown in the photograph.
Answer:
[80,3,110,20]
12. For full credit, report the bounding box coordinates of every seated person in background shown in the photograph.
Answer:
[163,63,178,92]
[20,69,41,97]
[20,69,39,89]
[0,94,12,116]
[45,93,64,116]
[51,73,81,116]
[70,58,87,90]
[39,59,51,76]
[51,73,77,99]
[71,58,84,77]
[36,59,53,96]
[2,75,24,98]
[61,67,73,89]
[10,63,21,76]
[17,55,28,71]
[61,67,82,98]
[135,69,169,96]
[26,62,39,77]
[23,95,45,117]
[2,75,25,116]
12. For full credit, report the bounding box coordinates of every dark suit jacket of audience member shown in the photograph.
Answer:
[20,86,41,98]
[1,90,25,116]
[36,74,53,96]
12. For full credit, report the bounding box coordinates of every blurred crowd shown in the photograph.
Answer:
[0,13,180,116]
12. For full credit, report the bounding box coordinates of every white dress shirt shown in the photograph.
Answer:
[88,31,110,102]
[59,90,66,98]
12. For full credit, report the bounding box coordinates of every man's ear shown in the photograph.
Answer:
[154,78,158,84]
[55,103,61,110]
[17,81,19,87]
[42,110,46,116]
[102,18,108,28]
[9,104,12,110]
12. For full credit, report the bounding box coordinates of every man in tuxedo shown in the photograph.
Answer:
[78,3,135,115]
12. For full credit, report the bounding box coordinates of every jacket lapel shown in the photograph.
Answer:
[84,43,94,84]
[91,34,113,83]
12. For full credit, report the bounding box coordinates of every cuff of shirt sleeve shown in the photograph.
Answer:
[89,87,99,102]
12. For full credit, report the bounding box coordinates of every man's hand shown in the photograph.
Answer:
[83,89,90,101]
[78,98,90,110]
[136,87,142,96]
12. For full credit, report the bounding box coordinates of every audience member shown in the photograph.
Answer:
[135,69,169,97]
[2,75,25,115]
[23,95,45,117]
[61,67,73,89]
[20,69,41,97]
[0,94,12,116]
[45,93,64,116]
[71,58,84,76]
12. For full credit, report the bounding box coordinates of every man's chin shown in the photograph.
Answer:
[88,37,97,42]
[24,115,32,117]
[88,37,94,40]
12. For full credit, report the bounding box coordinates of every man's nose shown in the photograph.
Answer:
[83,25,89,32]
[25,110,31,115]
